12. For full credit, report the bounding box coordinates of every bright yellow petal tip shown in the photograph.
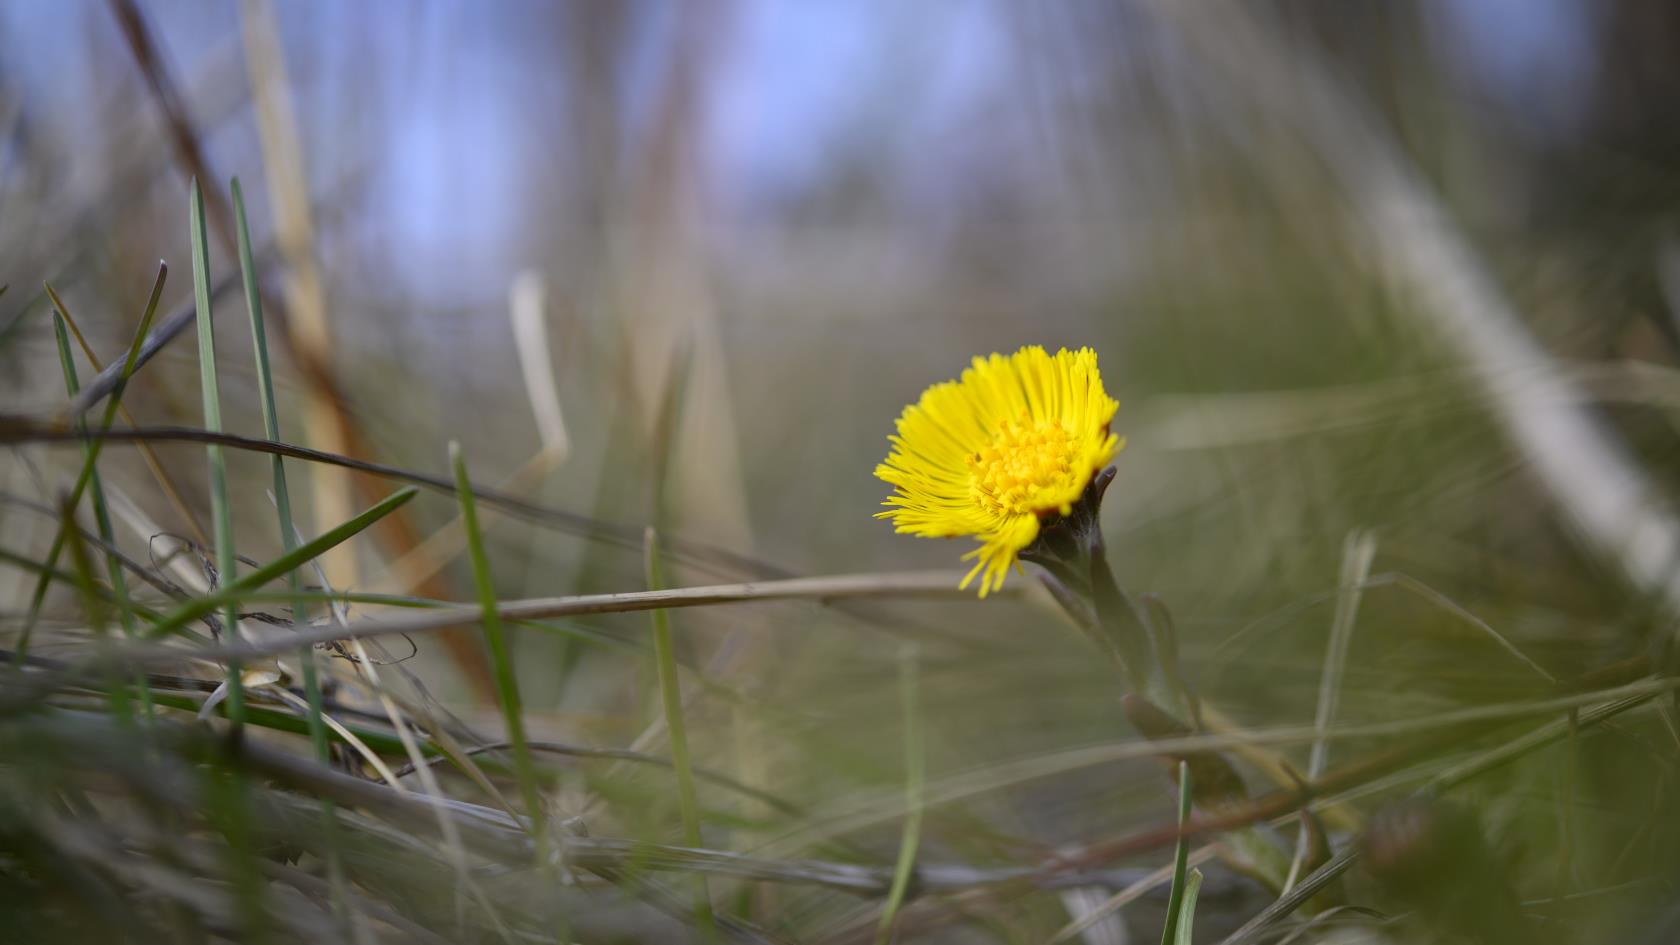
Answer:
[874,345,1122,597]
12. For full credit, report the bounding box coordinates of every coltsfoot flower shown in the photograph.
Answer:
[875,345,1123,596]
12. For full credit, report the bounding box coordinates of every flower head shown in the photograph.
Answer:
[875,345,1123,596]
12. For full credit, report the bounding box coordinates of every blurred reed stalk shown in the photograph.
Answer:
[235,0,356,586]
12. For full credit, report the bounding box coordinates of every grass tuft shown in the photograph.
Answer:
[15,271,166,660]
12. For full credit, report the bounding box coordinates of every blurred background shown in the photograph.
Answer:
[4,1,1680,942]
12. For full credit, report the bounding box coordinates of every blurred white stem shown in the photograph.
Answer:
[509,271,571,461]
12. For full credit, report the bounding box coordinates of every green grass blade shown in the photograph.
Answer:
[232,176,329,760]
[15,269,167,660]
[189,177,246,730]
[1161,759,1194,945]
[1172,869,1202,945]
[52,312,149,722]
[144,486,417,641]
[50,320,142,642]
[644,526,715,934]
[232,176,350,928]
[55,486,134,722]
[875,643,925,945]
[188,178,268,940]
[449,441,545,836]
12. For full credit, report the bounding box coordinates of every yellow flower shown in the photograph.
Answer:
[875,345,1124,597]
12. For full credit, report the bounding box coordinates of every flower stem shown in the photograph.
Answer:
[1023,467,1158,696]
[1087,539,1157,698]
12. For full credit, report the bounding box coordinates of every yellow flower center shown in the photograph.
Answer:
[968,413,1078,516]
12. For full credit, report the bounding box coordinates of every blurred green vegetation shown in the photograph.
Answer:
[3,2,1680,943]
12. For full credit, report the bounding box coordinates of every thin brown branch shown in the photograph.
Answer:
[171,570,1006,665]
